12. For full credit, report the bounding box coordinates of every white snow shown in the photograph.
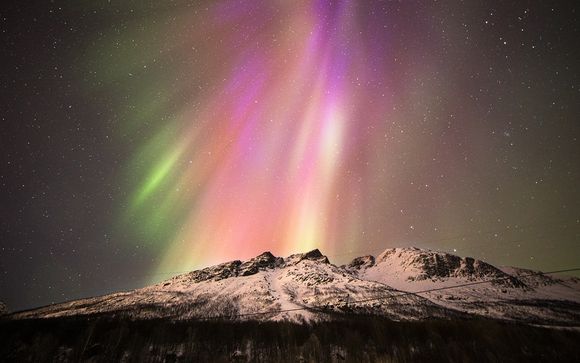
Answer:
[10,247,580,326]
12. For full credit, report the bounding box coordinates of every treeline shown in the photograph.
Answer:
[1,314,579,362]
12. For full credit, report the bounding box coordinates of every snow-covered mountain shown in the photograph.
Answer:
[347,247,580,325]
[9,248,580,326]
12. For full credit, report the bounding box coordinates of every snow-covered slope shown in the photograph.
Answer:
[347,247,580,325]
[9,248,580,326]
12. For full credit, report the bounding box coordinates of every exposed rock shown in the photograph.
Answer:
[185,251,285,282]
[286,249,329,265]
[374,247,526,288]
[187,260,242,283]
[239,251,283,276]
[344,255,375,271]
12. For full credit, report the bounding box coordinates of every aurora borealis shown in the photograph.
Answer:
[1,1,580,310]
[125,0,399,275]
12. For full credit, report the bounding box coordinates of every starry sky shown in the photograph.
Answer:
[1,1,579,311]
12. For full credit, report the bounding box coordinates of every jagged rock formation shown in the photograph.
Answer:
[349,247,526,287]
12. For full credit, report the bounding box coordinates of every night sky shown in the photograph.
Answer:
[1,1,579,311]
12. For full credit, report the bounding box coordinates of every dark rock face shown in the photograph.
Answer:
[186,252,285,282]
[373,248,527,288]
[510,268,565,288]
[417,253,462,279]
[239,252,283,276]
[455,258,526,287]
[188,260,243,283]
[345,255,375,271]
[410,252,526,288]
[303,249,329,263]
[304,249,322,258]
[286,249,330,265]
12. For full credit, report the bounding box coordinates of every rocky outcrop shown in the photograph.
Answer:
[344,255,375,271]
[373,248,526,288]
[182,251,286,282]
[285,249,330,265]
[239,252,284,276]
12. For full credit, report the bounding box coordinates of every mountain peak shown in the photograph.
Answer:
[376,246,424,260]
[369,247,526,287]
[304,248,323,259]
[285,249,329,265]
[239,251,283,276]
[345,255,375,271]
[256,251,275,259]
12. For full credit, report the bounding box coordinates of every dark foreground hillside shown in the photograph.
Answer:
[1,315,579,362]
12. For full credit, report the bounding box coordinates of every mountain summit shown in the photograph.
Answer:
[9,248,580,326]
[348,247,526,287]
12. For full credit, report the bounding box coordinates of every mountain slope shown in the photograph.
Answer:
[9,248,580,326]
[347,247,580,325]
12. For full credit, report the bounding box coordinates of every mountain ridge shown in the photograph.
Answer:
[6,247,580,327]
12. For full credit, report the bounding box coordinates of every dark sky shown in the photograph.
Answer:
[1,1,579,312]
